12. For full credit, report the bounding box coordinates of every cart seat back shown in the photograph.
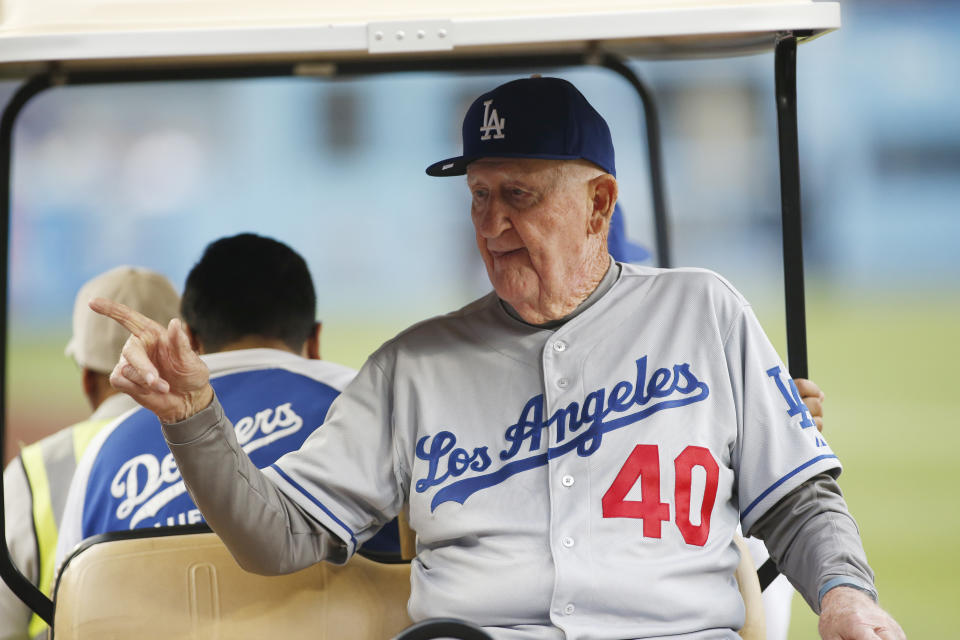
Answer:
[733,534,766,640]
[52,528,762,639]
[52,529,412,640]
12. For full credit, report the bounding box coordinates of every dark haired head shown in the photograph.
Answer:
[181,234,317,353]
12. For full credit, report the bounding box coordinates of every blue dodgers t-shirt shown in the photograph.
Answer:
[81,367,399,552]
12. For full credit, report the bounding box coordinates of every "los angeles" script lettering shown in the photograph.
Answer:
[415,355,709,510]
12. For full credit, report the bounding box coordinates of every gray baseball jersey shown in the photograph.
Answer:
[260,263,839,639]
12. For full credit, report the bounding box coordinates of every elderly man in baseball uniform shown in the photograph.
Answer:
[92,77,903,639]
[1,266,180,640]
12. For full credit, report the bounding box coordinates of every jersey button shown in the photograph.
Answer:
[561,536,575,548]
[557,377,569,389]
[561,475,575,487]
[553,340,567,352]
[563,603,576,615]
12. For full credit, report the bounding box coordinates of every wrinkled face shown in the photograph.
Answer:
[467,158,606,322]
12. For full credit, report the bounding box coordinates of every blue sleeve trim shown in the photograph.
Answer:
[269,463,358,551]
[741,454,839,521]
[818,576,878,607]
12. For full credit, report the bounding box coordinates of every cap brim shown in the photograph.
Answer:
[426,152,613,178]
[425,156,469,177]
[64,336,78,360]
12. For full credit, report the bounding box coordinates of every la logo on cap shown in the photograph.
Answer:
[479,99,506,140]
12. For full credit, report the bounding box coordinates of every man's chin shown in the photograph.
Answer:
[492,281,536,309]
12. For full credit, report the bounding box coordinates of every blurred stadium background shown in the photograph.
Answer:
[2,0,956,636]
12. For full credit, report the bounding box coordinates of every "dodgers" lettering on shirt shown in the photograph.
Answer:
[110,401,303,528]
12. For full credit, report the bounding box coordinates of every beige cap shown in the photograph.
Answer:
[64,266,181,374]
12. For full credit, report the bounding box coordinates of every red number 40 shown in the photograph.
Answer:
[602,444,719,546]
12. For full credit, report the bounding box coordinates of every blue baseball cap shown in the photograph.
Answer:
[608,203,651,264]
[426,76,616,177]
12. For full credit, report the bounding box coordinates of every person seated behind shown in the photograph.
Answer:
[1,266,180,640]
[55,234,398,564]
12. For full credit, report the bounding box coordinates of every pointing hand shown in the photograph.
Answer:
[89,297,213,424]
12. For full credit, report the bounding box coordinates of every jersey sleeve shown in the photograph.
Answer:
[263,351,407,558]
[0,459,35,640]
[53,418,115,570]
[724,303,842,534]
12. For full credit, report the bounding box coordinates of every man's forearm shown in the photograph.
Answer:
[162,396,345,574]
[749,472,876,613]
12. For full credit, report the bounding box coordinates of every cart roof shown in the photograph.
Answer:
[0,0,839,75]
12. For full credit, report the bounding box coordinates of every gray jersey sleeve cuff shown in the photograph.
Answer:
[818,576,879,605]
[161,395,224,444]
[748,472,876,614]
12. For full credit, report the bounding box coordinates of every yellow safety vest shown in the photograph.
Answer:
[19,418,110,639]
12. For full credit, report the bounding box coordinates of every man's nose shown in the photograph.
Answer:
[475,199,510,238]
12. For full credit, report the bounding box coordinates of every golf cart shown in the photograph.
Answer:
[0,1,840,637]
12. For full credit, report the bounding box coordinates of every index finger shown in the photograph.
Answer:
[89,297,164,336]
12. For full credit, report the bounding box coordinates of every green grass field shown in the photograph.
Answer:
[6,292,956,637]
[768,294,959,638]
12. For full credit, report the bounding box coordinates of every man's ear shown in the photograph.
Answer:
[587,173,619,235]
[81,367,97,404]
[304,322,322,360]
[81,367,113,412]
[184,324,204,354]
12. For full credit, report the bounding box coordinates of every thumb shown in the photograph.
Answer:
[168,318,202,371]
[169,318,192,354]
